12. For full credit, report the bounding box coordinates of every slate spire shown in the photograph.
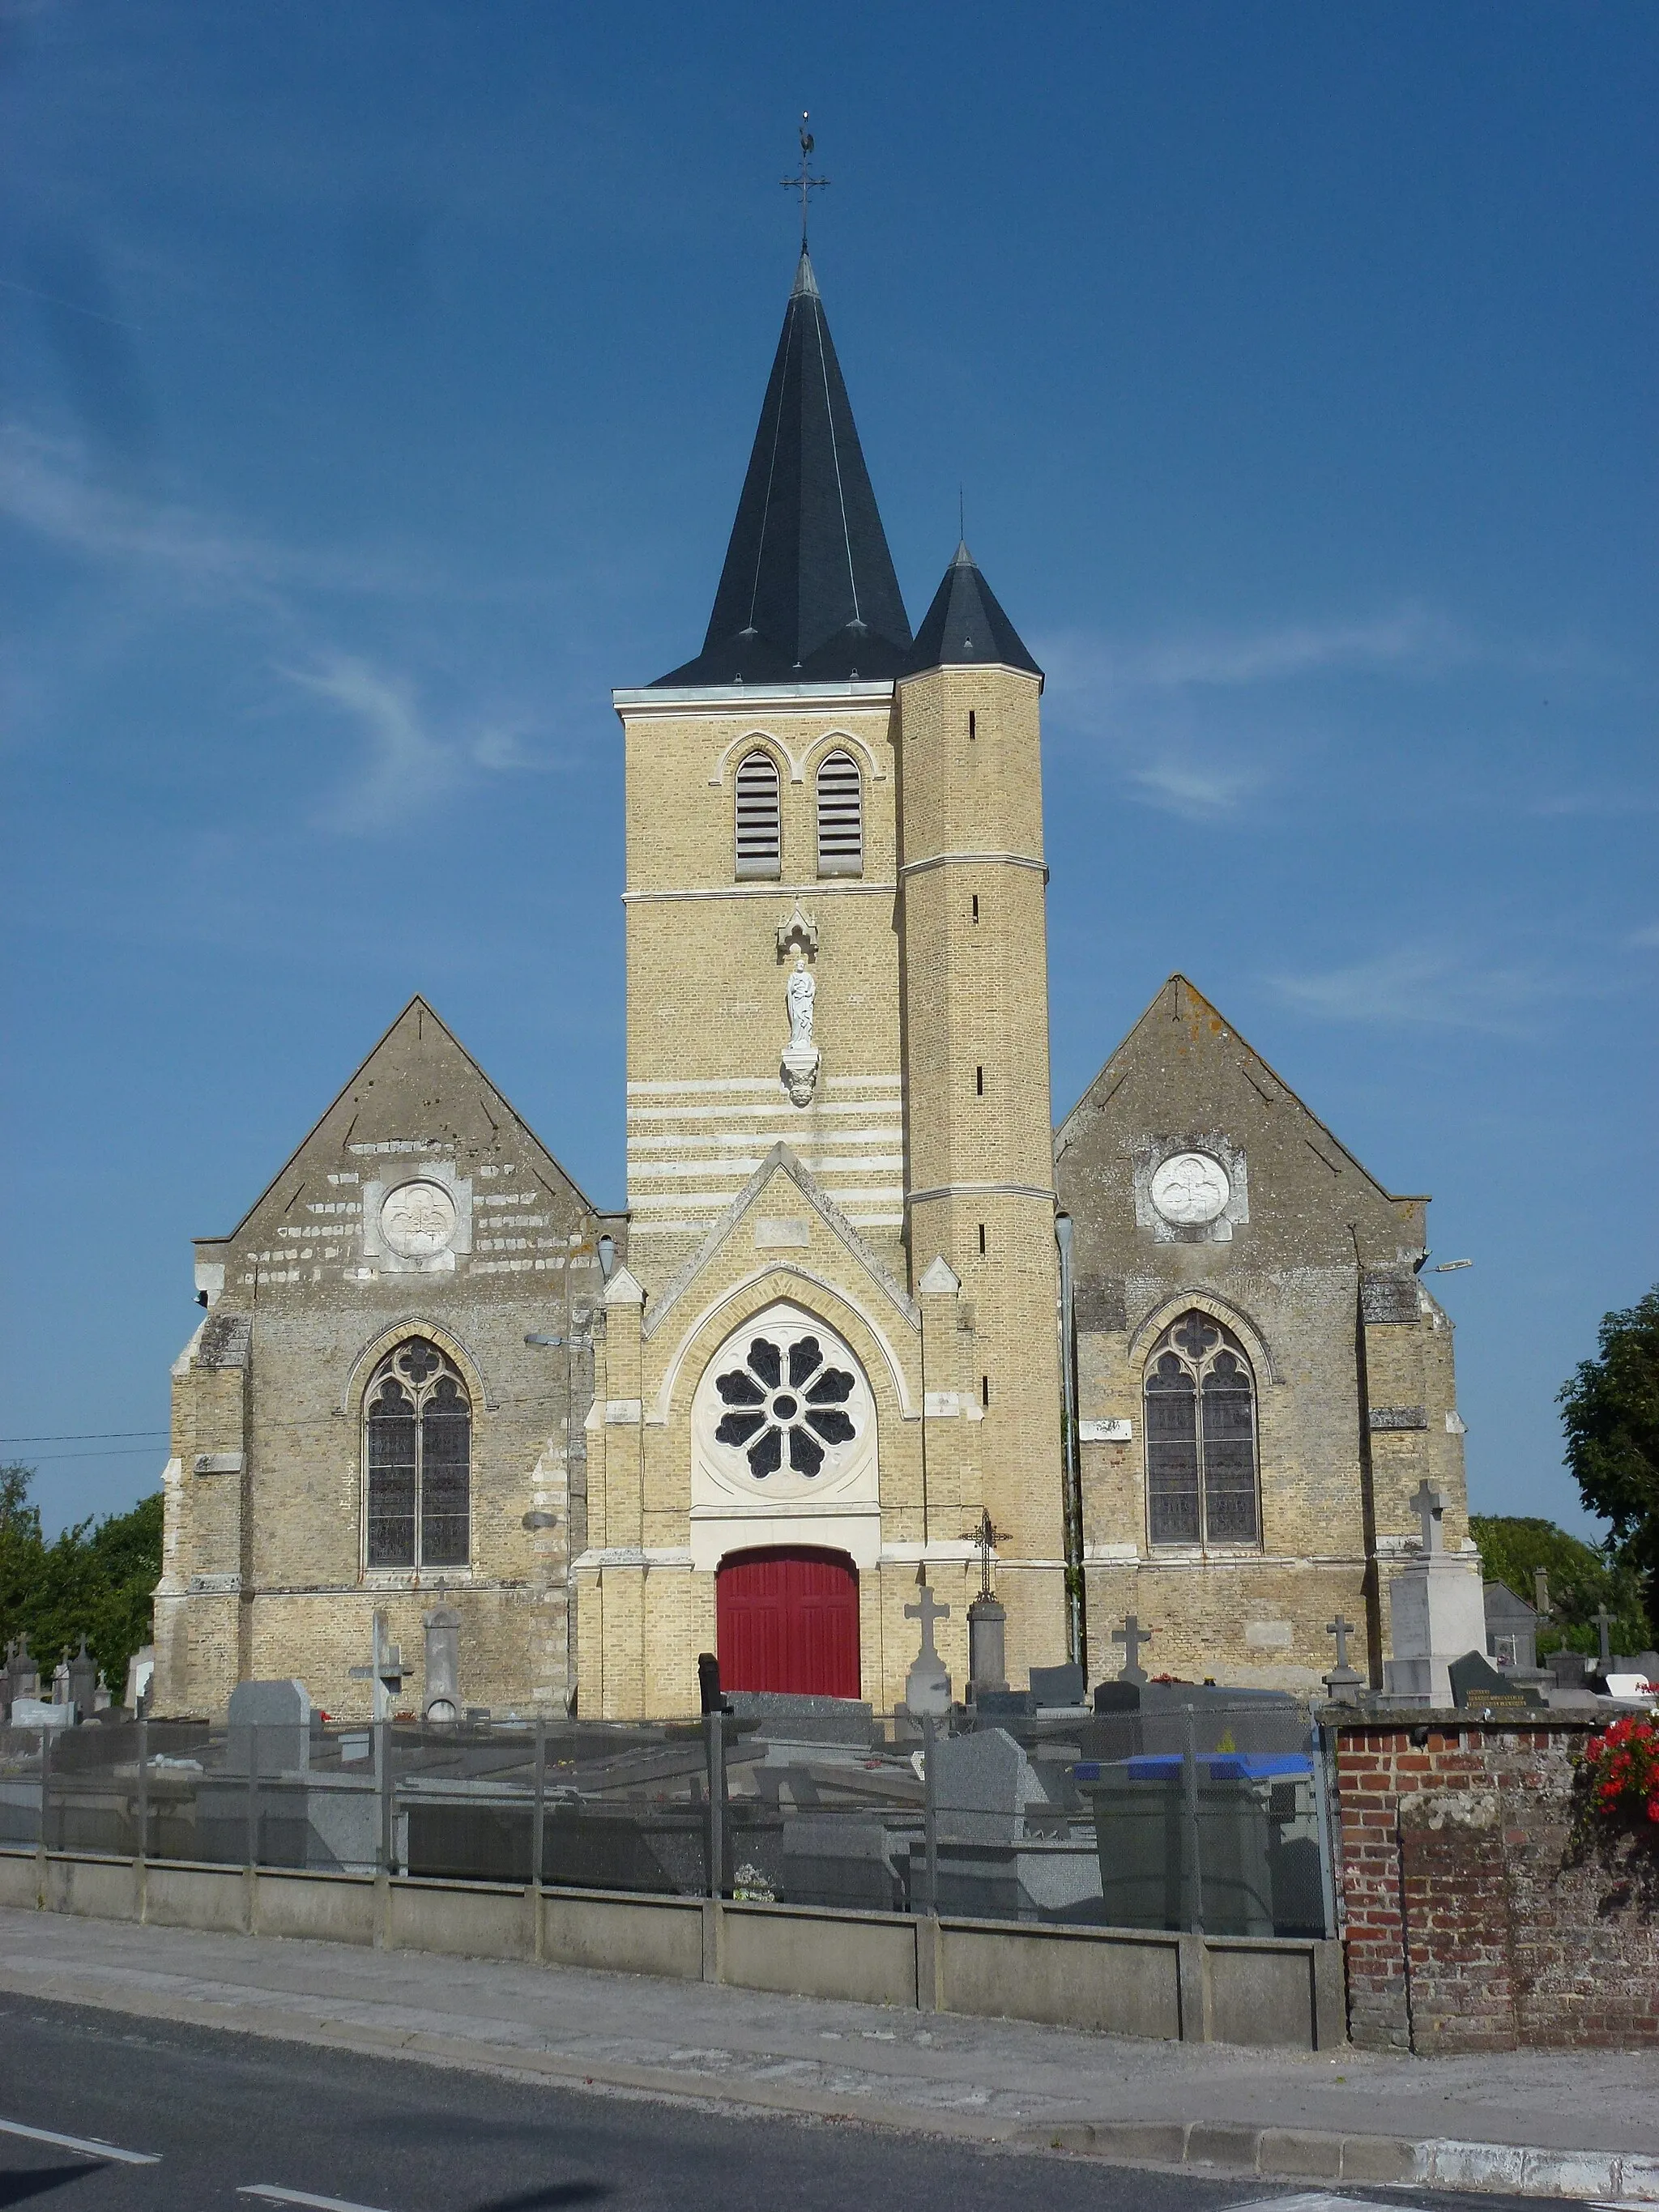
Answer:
[905,540,1042,680]
[654,250,913,687]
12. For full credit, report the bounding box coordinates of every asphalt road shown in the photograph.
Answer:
[0,1993,1538,2212]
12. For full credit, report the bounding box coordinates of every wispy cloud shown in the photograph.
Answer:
[0,420,436,606]
[280,654,565,833]
[1127,758,1269,820]
[1039,603,1469,701]
[1268,944,1572,1037]
[1628,923,1659,951]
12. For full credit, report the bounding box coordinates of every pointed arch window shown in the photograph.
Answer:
[1144,1310,1260,1547]
[735,750,782,879]
[365,1337,471,1568]
[815,750,863,877]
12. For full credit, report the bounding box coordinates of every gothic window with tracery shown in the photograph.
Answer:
[365,1336,471,1568]
[1143,1310,1260,1547]
[714,1332,857,1479]
[734,749,782,878]
[815,750,863,876]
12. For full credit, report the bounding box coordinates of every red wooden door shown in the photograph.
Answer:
[716,1548,861,1698]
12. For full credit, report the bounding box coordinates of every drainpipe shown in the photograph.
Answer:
[1055,1212,1085,1673]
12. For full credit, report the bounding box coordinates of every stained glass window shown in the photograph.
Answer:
[364,1337,471,1569]
[1143,1311,1260,1546]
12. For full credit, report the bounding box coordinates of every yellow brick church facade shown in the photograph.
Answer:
[155,245,1472,1721]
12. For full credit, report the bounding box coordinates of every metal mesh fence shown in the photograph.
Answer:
[0,1694,1338,1937]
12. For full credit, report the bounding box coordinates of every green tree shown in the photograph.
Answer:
[0,1464,164,1697]
[1469,1513,1648,1658]
[1560,1286,1659,1638]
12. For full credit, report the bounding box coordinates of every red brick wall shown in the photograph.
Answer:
[1335,1718,1659,2052]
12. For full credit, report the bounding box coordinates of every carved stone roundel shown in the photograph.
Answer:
[380,1179,458,1259]
[1149,1152,1230,1227]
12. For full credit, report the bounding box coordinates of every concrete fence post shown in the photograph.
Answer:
[35,1726,49,1907]
[135,1712,149,1923]
[531,1715,547,1963]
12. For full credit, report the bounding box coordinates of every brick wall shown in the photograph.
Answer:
[1336,1715,1659,2052]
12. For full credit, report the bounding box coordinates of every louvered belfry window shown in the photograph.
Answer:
[365,1336,471,1569]
[734,750,782,878]
[815,749,863,877]
[1144,1310,1260,1547]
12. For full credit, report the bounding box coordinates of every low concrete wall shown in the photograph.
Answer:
[254,1870,378,1946]
[143,1861,249,1936]
[0,1848,1338,2047]
[45,1855,140,1923]
[390,1879,528,1963]
[940,1920,1183,2040]
[541,1889,703,1982]
[721,1900,919,2010]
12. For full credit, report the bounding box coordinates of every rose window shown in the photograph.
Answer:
[714,1333,857,1478]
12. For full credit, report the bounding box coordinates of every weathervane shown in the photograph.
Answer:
[782,113,830,252]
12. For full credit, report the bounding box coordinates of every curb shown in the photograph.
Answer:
[1017,2119,1659,2201]
[3,1960,1655,2202]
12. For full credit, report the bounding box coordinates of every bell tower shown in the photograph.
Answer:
[896,547,1067,1677]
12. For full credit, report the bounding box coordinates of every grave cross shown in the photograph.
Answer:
[1592,1605,1614,1671]
[1410,1479,1445,1554]
[906,1581,950,1664]
[1111,1614,1153,1685]
[349,1608,410,1722]
[1327,1616,1357,1671]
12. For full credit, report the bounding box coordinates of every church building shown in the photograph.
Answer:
[154,243,1473,1721]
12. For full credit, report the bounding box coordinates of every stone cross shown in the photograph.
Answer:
[906,1582,950,1664]
[904,1580,952,1718]
[1112,1614,1153,1685]
[1327,1616,1356,1670]
[1533,1568,1552,1621]
[1593,1605,1614,1670]
[349,1609,410,1722]
[1410,1479,1445,1554]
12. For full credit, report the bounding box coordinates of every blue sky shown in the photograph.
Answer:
[2,2,1653,1538]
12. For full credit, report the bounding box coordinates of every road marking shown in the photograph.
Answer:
[0,2116,161,2165]
[239,2189,396,2212]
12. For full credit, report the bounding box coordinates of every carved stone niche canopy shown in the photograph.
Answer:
[689,1299,880,1571]
[360,1158,474,1273]
[1132,1136,1249,1245]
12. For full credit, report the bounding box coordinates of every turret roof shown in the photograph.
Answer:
[905,540,1041,680]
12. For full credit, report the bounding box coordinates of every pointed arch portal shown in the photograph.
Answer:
[716,1546,860,1698]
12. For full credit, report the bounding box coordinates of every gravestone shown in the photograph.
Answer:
[1448,1649,1543,1713]
[122,1645,155,1715]
[726,1691,872,1747]
[1111,1615,1154,1686]
[228,1678,312,1772]
[1029,1663,1086,1709]
[975,1689,1034,1719]
[9,1697,73,1729]
[929,1725,1043,1846]
[1483,1581,1539,1672]
[902,1582,952,1718]
[423,1607,461,1723]
[66,1638,97,1720]
[1546,1649,1590,1692]
[1093,1681,1140,1714]
[348,1609,409,1721]
[967,1594,1008,1698]
[1382,1481,1489,1704]
[1322,1614,1366,1705]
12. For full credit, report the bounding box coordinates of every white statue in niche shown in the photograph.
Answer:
[781,954,821,1106]
[786,957,816,1047]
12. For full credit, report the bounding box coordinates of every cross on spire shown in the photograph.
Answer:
[782,113,830,252]
[1112,1613,1153,1684]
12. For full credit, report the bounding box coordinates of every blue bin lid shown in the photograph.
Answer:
[1074,1752,1311,1784]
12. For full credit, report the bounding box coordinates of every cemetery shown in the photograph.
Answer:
[3,1515,1657,2052]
